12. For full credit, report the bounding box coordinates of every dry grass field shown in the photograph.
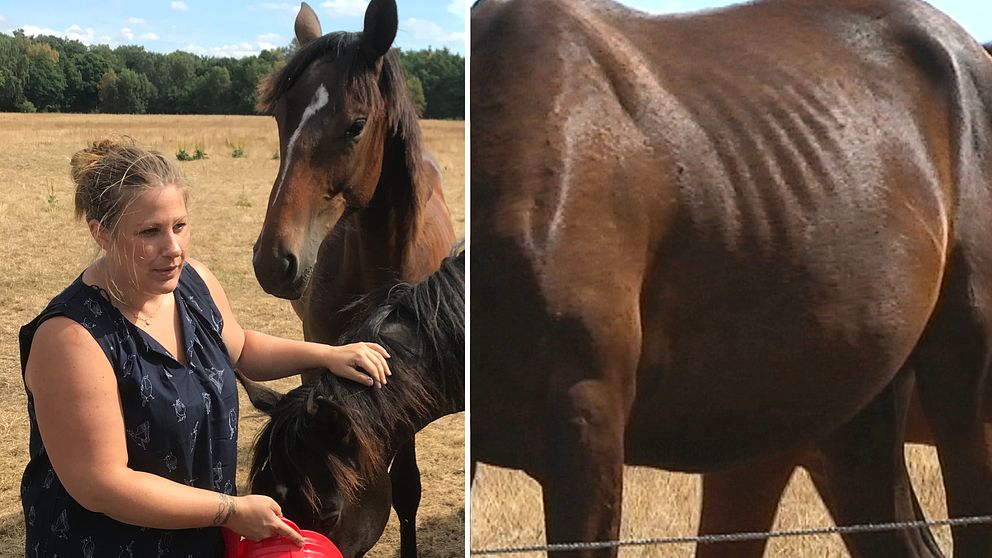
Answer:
[0,113,464,558]
[472,443,952,556]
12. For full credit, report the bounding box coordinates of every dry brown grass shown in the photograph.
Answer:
[471,446,952,557]
[0,113,464,558]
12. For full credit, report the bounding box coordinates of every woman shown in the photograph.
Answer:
[19,137,391,557]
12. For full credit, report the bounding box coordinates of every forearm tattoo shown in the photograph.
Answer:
[212,494,236,526]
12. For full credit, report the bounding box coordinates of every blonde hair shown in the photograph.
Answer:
[71,136,189,233]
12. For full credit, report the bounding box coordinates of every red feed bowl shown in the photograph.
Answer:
[224,518,343,558]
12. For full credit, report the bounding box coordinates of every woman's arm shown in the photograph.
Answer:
[24,317,304,544]
[187,258,390,386]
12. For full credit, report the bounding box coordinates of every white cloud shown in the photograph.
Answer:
[257,32,281,50]
[183,41,261,58]
[19,23,100,44]
[400,18,464,45]
[447,0,464,19]
[128,17,145,25]
[320,0,366,17]
[0,15,6,24]
[140,32,159,40]
[20,25,60,37]
[121,27,134,40]
[171,1,188,12]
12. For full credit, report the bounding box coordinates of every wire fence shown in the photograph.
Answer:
[471,514,992,555]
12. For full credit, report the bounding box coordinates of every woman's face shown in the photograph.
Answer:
[100,184,190,296]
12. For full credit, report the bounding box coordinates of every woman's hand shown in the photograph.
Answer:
[325,342,391,387]
[222,494,305,546]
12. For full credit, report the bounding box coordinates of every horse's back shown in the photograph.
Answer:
[472,0,992,471]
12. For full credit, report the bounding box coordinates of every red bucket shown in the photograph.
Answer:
[223,518,343,558]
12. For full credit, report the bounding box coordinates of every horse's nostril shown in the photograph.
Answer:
[283,252,298,281]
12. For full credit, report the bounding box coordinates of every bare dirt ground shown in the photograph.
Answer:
[0,113,464,558]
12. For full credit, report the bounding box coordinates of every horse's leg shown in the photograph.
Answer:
[913,344,992,554]
[815,368,941,558]
[805,449,943,557]
[907,249,992,556]
[390,438,421,558]
[696,454,799,558]
[540,376,627,558]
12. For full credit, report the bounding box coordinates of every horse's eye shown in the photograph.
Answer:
[345,118,367,139]
[318,501,342,527]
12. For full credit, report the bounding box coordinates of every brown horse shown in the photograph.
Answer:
[471,0,992,557]
[252,1,454,556]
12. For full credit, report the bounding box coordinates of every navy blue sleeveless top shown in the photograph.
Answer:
[19,263,239,558]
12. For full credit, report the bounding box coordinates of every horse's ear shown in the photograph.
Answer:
[309,394,355,446]
[296,2,323,46]
[235,369,283,414]
[361,0,398,62]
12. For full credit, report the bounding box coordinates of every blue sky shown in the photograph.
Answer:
[616,0,991,42]
[3,1,987,59]
[1,0,466,58]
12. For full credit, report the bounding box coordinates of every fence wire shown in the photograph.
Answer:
[470,514,992,555]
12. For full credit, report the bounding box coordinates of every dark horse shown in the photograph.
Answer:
[244,248,464,558]
[252,2,455,557]
[471,0,992,557]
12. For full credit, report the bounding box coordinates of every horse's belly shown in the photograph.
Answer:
[624,220,946,470]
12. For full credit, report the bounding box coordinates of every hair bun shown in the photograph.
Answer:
[70,135,186,225]
[69,136,138,189]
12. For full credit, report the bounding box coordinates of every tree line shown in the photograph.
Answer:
[0,30,464,119]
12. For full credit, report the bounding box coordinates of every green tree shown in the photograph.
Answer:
[0,34,28,111]
[153,50,201,113]
[189,65,232,114]
[98,67,157,113]
[23,41,66,112]
[405,73,425,116]
[68,48,119,112]
[97,68,119,110]
[398,48,464,119]
[114,45,155,76]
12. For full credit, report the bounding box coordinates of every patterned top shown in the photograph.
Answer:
[19,264,238,558]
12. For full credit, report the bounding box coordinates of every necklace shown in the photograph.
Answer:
[113,293,166,326]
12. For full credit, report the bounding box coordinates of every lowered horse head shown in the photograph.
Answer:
[253,0,435,300]
[246,248,465,557]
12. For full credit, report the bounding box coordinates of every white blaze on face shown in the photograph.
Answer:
[270,84,331,208]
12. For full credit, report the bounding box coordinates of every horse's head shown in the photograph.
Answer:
[253,0,417,299]
[247,382,392,558]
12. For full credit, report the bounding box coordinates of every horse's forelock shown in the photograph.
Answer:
[256,31,361,114]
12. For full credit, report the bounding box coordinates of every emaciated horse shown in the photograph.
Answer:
[245,248,464,558]
[471,0,992,556]
[695,38,992,558]
[252,2,455,556]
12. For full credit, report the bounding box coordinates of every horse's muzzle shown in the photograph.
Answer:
[252,241,307,299]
